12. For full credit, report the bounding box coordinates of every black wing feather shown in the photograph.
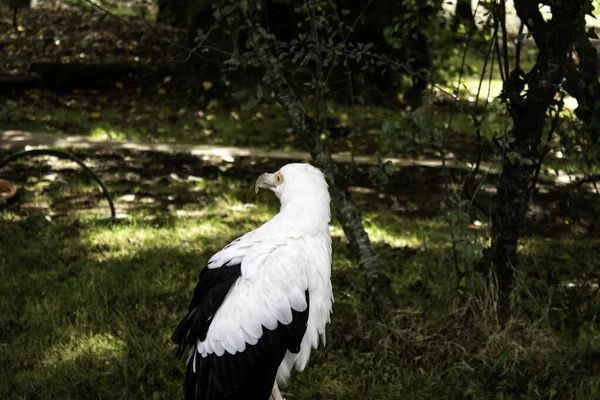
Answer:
[172,263,310,400]
[171,264,242,357]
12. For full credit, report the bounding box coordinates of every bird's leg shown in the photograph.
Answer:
[270,383,284,400]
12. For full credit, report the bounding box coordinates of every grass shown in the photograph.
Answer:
[1,5,598,396]
[0,95,293,148]
[1,155,599,399]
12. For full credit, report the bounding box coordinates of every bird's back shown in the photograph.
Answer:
[173,163,333,400]
[172,233,331,400]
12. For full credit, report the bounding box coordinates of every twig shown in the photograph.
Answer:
[0,149,116,219]
[492,7,506,83]
[514,22,524,72]
[81,0,189,54]
[343,0,375,44]
[80,0,222,74]
[499,0,510,81]
[440,14,479,289]
[306,0,326,131]
[529,94,565,194]
[469,18,496,178]
[325,0,363,171]
[464,20,498,216]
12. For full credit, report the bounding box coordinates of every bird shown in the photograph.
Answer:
[171,163,333,400]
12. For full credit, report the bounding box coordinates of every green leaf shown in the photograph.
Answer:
[492,346,512,371]
[506,151,519,164]
[383,161,395,176]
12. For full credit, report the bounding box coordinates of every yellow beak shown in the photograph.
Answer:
[255,173,276,194]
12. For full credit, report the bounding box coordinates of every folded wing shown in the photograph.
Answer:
[171,241,310,400]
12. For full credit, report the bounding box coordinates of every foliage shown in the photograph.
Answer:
[1,0,600,398]
[371,0,600,322]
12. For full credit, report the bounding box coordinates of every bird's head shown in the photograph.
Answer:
[255,163,330,224]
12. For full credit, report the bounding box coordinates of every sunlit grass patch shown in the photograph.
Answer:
[363,213,443,248]
[90,126,131,141]
[1,153,599,399]
[85,203,274,261]
[1,97,293,149]
[43,332,126,367]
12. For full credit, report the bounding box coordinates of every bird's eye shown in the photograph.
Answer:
[274,173,284,185]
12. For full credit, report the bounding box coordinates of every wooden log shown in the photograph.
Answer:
[0,75,40,92]
[0,0,37,9]
[29,62,141,91]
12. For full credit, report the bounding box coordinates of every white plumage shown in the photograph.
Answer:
[172,163,333,400]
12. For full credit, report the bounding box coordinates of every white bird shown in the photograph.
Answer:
[172,163,333,400]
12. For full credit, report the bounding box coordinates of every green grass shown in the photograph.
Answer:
[1,162,599,399]
[1,16,599,396]
[0,97,293,149]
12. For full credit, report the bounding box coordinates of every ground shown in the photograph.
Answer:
[1,139,599,399]
[1,1,600,399]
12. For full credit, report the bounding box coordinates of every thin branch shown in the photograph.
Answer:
[306,0,326,128]
[470,20,497,176]
[463,18,498,217]
[492,2,506,83]
[324,0,356,104]
[514,22,524,72]
[81,0,222,66]
[81,0,137,27]
[499,0,510,81]
[343,0,375,44]
[325,0,360,170]
[242,3,397,310]
[530,94,565,194]
[82,0,190,55]
[439,6,482,289]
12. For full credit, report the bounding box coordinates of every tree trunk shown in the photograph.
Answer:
[272,76,396,310]
[243,6,396,311]
[452,0,475,32]
[479,0,590,320]
[156,0,190,27]
[563,16,600,147]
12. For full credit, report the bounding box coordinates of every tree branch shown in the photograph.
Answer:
[244,5,397,311]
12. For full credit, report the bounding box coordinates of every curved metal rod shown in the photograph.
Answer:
[0,149,116,219]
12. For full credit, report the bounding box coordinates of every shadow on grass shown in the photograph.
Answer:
[0,210,407,399]
[0,215,236,399]
[1,148,599,399]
